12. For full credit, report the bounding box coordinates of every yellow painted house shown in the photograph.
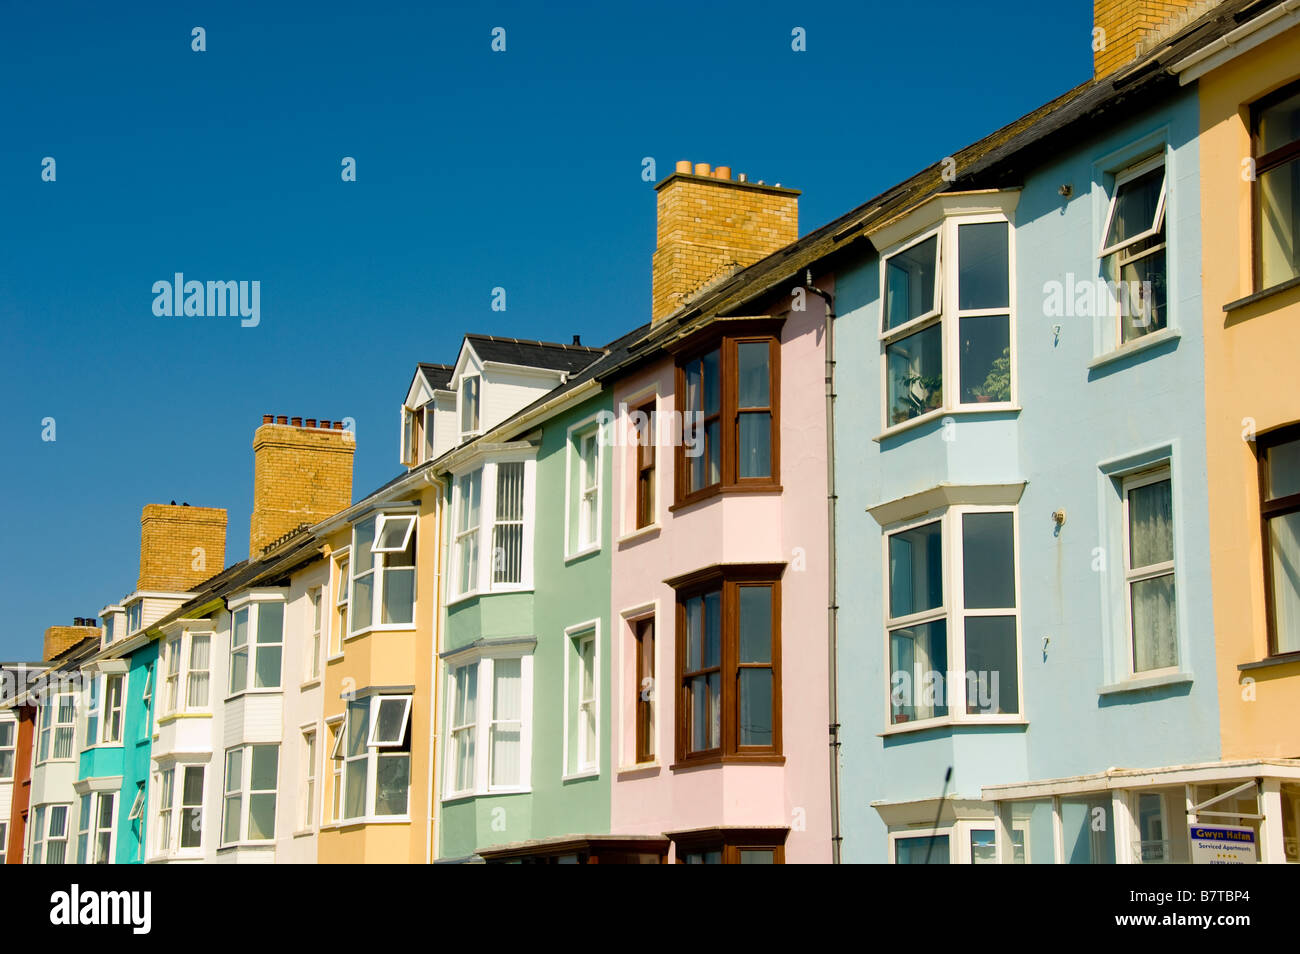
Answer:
[1175,1,1300,856]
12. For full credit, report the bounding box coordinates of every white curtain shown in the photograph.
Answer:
[490,659,522,787]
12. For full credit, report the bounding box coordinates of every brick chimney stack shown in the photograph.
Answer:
[651,160,799,323]
[43,619,101,661]
[1092,0,1220,78]
[250,416,355,557]
[138,504,228,592]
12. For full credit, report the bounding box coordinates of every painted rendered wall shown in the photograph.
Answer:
[4,706,34,862]
[438,391,613,859]
[834,88,1220,862]
[607,297,833,864]
[1197,26,1300,760]
[118,642,157,863]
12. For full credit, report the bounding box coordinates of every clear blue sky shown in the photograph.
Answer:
[0,0,1091,659]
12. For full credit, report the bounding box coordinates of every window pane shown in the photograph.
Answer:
[702,349,720,417]
[1131,574,1178,672]
[964,615,1019,714]
[1268,512,1300,654]
[1266,437,1300,500]
[958,314,1010,404]
[248,793,275,840]
[1105,165,1164,249]
[1061,797,1115,864]
[222,795,241,843]
[256,602,283,644]
[970,829,997,864]
[689,674,721,752]
[375,698,408,744]
[685,596,702,670]
[493,658,522,721]
[740,849,775,864]
[344,761,367,818]
[962,512,1015,609]
[490,725,521,787]
[1258,87,1300,155]
[251,745,278,790]
[889,619,948,723]
[958,222,1009,310]
[1128,478,1173,568]
[886,324,942,425]
[738,412,772,478]
[884,235,937,330]
[704,591,721,668]
[347,700,368,756]
[889,521,943,618]
[737,342,770,408]
[353,519,376,574]
[1260,155,1300,288]
[454,663,478,726]
[1119,244,1167,343]
[376,755,410,815]
[738,586,772,663]
[254,646,281,689]
[376,515,414,550]
[739,668,773,746]
[895,834,949,864]
[382,568,416,624]
[352,574,373,633]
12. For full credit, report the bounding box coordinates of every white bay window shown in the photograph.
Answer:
[222,744,278,845]
[228,597,285,694]
[348,512,418,634]
[450,458,536,599]
[334,693,413,820]
[444,649,533,798]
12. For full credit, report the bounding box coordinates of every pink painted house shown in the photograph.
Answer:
[602,162,834,863]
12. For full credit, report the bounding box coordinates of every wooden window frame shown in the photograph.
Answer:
[670,563,784,768]
[670,827,788,864]
[634,616,655,764]
[1257,423,1300,659]
[1251,79,1300,293]
[672,321,782,509]
[634,399,656,530]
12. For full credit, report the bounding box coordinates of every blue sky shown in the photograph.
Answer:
[0,0,1091,658]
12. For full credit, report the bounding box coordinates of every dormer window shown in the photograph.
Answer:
[126,601,143,634]
[461,376,481,439]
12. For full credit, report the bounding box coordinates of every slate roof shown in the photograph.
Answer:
[416,363,454,392]
[464,334,605,375]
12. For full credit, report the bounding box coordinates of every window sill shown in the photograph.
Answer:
[442,787,532,804]
[156,712,213,725]
[325,653,344,664]
[1097,669,1193,695]
[446,588,532,609]
[147,850,203,863]
[1237,652,1300,672]
[300,678,321,691]
[1223,274,1300,312]
[292,827,316,838]
[222,689,284,703]
[217,842,276,853]
[617,523,661,545]
[344,624,417,642]
[561,768,600,782]
[319,816,411,830]
[669,484,783,514]
[669,753,785,771]
[616,761,661,778]
[564,544,602,564]
[1086,327,1180,371]
[875,405,1021,443]
[878,715,1027,737]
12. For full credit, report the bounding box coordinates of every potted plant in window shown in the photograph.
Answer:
[977,347,1011,403]
[902,371,943,416]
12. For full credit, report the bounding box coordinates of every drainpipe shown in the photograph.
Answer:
[802,268,841,864]
[421,469,447,864]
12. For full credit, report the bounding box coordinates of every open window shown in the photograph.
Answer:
[128,784,145,821]
[1100,155,1168,343]
[373,513,417,553]
[368,695,413,747]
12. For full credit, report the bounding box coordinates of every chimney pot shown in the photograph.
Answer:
[738,173,748,183]
[291,416,303,427]
[714,166,732,180]
[676,160,692,174]
[306,418,317,428]
[694,163,711,176]
[276,415,288,425]
[334,421,345,430]
[572,334,582,346]
[262,414,273,425]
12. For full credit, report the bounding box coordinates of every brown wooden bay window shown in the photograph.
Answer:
[671,827,788,864]
[673,323,781,507]
[669,563,783,766]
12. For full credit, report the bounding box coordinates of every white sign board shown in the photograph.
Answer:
[1189,824,1257,864]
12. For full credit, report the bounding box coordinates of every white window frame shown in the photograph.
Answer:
[226,595,287,697]
[337,695,413,822]
[0,717,15,780]
[161,629,213,715]
[562,620,601,779]
[125,600,143,634]
[31,803,72,865]
[878,213,1017,433]
[881,505,1025,733]
[887,820,1029,864]
[156,768,174,855]
[442,651,534,799]
[164,635,182,713]
[347,510,419,637]
[83,675,101,750]
[306,586,323,682]
[127,783,145,821]
[1121,466,1179,678]
[102,672,125,744]
[373,513,417,553]
[326,716,345,823]
[38,690,77,764]
[1098,153,1168,258]
[566,417,604,559]
[449,456,537,602]
[460,374,481,440]
[330,549,350,660]
[221,743,278,846]
[301,726,318,830]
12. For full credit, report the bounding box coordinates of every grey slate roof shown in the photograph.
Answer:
[464,334,605,375]
[416,363,454,392]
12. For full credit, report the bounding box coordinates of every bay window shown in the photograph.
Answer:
[228,598,285,694]
[674,327,781,503]
[31,804,70,864]
[155,764,203,855]
[885,507,1021,727]
[1122,469,1177,673]
[335,694,413,820]
[443,649,533,797]
[671,565,783,764]
[1253,81,1300,289]
[451,459,535,597]
[162,630,211,714]
[348,513,417,633]
[1100,155,1167,343]
[881,216,1013,428]
[672,828,786,864]
[38,690,76,762]
[76,792,115,864]
[1259,426,1300,656]
[103,673,124,742]
[222,744,278,845]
